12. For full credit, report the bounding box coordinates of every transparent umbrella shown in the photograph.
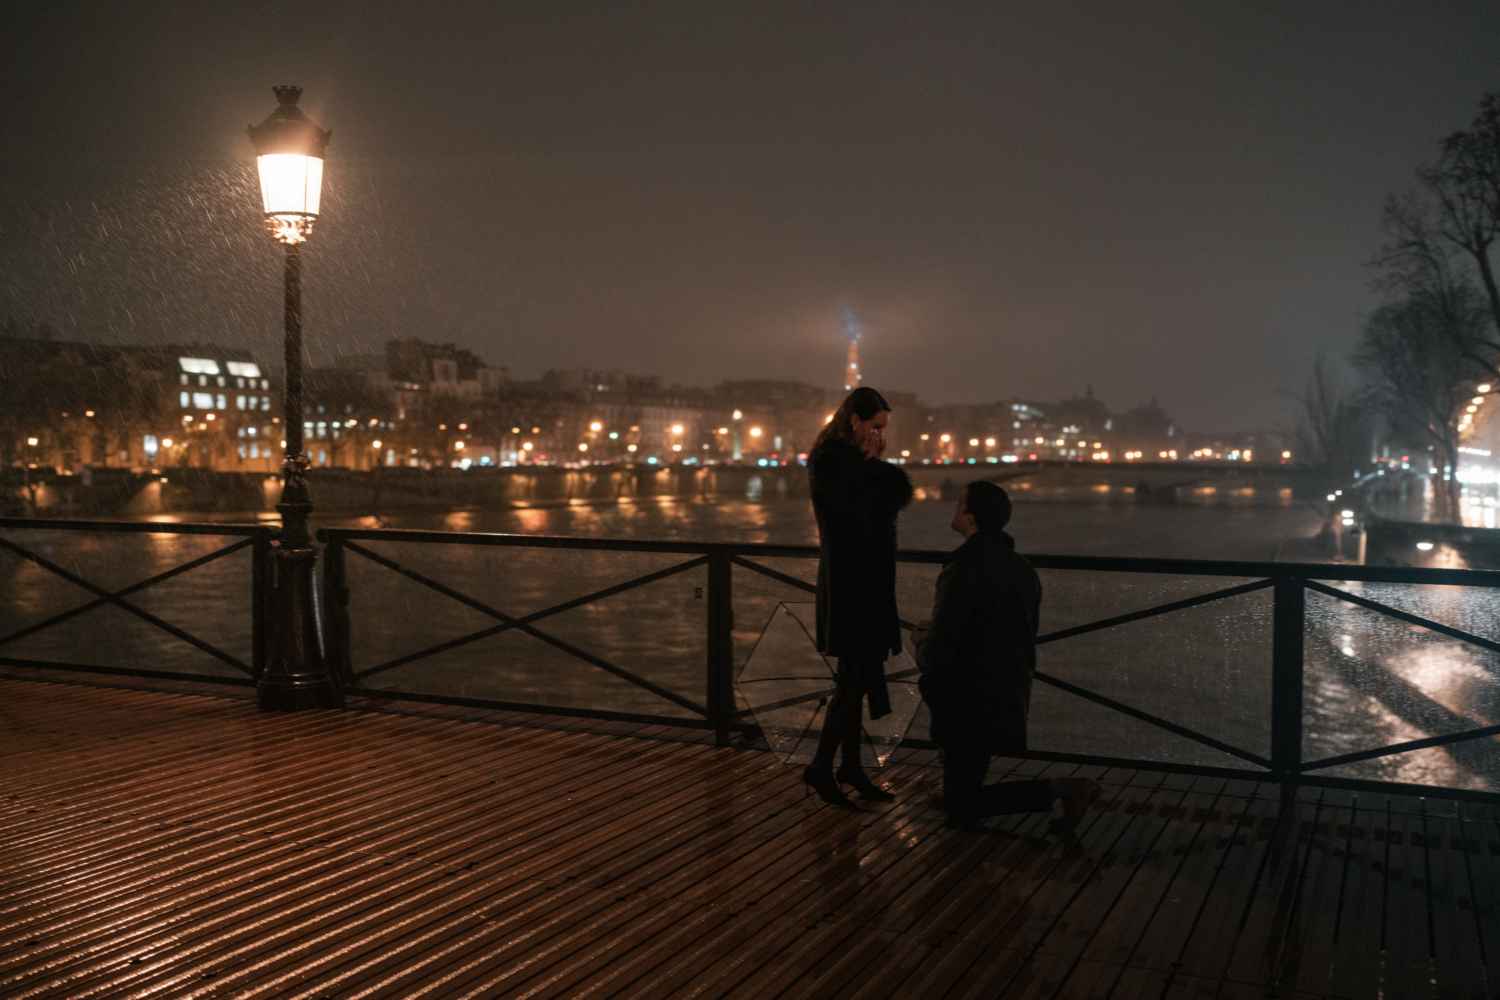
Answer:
[736,602,922,766]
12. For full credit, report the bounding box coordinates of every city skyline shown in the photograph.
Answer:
[3,4,1499,432]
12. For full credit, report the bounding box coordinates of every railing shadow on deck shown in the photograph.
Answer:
[3,516,1500,804]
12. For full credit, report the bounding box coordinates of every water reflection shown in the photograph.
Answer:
[1304,583,1500,791]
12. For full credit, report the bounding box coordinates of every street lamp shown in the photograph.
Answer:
[248,86,338,712]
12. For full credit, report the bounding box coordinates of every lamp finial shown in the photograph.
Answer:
[272,86,303,107]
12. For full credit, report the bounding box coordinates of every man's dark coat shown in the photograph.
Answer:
[917,531,1041,756]
[809,437,914,665]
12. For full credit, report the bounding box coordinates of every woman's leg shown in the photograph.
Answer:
[813,663,866,772]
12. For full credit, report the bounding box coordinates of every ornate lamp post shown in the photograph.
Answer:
[248,86,340,710]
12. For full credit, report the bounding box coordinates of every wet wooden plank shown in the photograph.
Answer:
[1221,789,1323,987]
[1381,806,1435,999]
[1322,794,1390,999]
[2,677,1494,1000]
[1458,802,1500,999]
[1272,794,1349,995]
[1027,779,1200,973]
[1422,801,1490,1000]
[1164,786,1285,981]
[1119,783,1263,979]
[1058,780,1228,972]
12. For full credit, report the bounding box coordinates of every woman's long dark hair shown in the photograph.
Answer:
[812,386,891,452]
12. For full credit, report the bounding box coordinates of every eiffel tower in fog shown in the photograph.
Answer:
[842,309,862,391]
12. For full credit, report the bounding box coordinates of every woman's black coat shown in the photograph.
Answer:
[916,531,1041,756]
[809,437,915,667]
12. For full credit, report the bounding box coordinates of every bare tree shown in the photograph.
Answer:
[1353,290,1490,523]
[1378,93,1500,373]
[1292,354,1369,518]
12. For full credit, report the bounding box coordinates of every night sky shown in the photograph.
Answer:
[2,2,1497,430]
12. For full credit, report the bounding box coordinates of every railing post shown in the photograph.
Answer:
[706,546,735,747]
[321,531,353,691]
[251,527,273,680]
[1270,572,1305,785]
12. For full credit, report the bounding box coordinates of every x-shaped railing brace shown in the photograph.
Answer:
[0,534,256,676]
[339,540,709,718]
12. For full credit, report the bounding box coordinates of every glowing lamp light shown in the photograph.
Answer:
[940,434,951,443]
[627,444,638,452]
[162,438,173,448]
[733,410,743,420]
[522,442,533,451]
[985,438,996,447]
[579,443,589,452]
[590,421,603,432]
[671,424,684,434]
[85,411,94,417]
[248,87,331,244]
[372,440,382,449]
[672,444,682,451]
[1481,384,1493,393]
[26,437,38,446]
[454,441,464,450]
[969,438,980,446]
[749,427,763,437]
[1416,541,1435,551]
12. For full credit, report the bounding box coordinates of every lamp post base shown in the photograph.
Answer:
[256,491,342,712]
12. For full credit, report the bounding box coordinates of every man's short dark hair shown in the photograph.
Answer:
[966,480,1012,533]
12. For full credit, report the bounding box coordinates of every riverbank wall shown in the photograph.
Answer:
[3,461,1316,518]
[1365,514,1500,571]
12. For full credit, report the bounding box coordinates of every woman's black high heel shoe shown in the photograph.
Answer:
[836,766,896,802]
[803,766,855,808]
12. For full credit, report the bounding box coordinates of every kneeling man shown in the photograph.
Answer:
[912,481,1098,827]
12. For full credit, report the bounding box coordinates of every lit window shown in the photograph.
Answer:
[216,394,227,410]
[178,357,220,375]
[180,391,190,408]
[192,392,214,409]
[226,361,261,378]
[262,396,270,410]
[236,395,246,410]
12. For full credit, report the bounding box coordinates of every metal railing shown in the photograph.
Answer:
[4,517,1499,803]
[0,517,274,685]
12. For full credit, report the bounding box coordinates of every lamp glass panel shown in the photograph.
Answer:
[256,154,323,216]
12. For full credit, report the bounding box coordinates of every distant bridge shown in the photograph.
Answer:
[906,459,1318,497]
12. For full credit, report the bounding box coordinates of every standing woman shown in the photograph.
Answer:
[805,387,914,806]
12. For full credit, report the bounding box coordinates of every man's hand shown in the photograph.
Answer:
[910,619,931,645]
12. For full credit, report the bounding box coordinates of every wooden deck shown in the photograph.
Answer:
[2,670,1497,999]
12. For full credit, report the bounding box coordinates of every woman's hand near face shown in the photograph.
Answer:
[850,413,889,459]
